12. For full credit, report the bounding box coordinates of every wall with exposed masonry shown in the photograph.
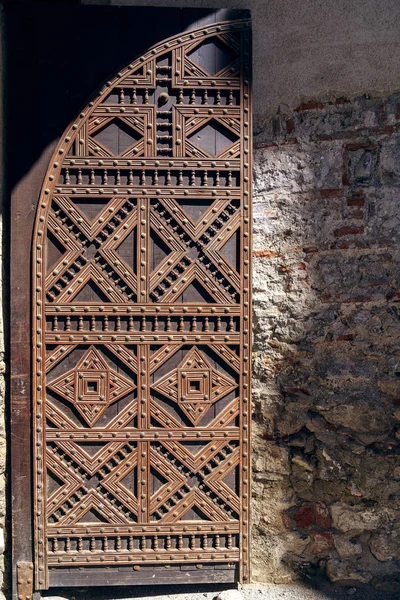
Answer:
[251,94,400,591]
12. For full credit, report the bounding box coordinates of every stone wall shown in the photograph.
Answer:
[251,93,400,592]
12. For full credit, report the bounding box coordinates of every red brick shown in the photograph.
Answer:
[293,505,315,528]
[283,387,311,396]
[252,249,280,258]
[347,196,365,207]
[334,226,364,237]
[260,433,277,441]
[346,142,378,151]
[318,188,343,199]
[331,130,359,141]
[295,101,324,111]
[334,96,350,105]
[314,503,332,529]
[351,210,365,220]
[336,333,356,341]
[324,422,337,431]
[286,118,295,134]
[253,143,277,150]
[386,291,400,301]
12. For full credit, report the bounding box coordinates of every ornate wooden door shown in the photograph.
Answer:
[32,18,251,589]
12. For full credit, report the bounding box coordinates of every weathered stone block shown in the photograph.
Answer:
[253,443,290,479]
[310,532,334,554]
[379,137,400,185]
[331,503,385,532]
[312,251,398,302]
[278,406,309,437]
[347,146,379,186]
[252,191,344,253]
[334,535,363,558]
[317,396,391,436]
[326,559,372,583]
[369,531,400,561]
[316,447,347,481]
[253,143,342,194]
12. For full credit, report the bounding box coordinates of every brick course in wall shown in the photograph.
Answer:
[251,93,400,592]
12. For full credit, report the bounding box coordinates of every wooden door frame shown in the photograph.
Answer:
[8,5,251,598]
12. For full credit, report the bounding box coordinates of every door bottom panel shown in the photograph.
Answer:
[49,563,237,587]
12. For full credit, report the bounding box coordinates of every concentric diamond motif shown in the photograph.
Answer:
[152,347,236,425]
[48,347,135,426]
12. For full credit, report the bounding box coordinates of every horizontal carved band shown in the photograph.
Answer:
[48,550,240,567]
[45,333,241,343]
[45,430,240,441]
[62,158,241,168]
[53,186,241,196]
[45,305,241,315]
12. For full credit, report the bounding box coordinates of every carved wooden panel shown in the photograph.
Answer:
[32,18,251,589]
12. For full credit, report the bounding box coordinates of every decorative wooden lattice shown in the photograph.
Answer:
[33,19,251,589]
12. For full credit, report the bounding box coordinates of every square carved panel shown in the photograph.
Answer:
[178,368,211,403]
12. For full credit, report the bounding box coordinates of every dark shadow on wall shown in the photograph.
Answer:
[251,94,400,598]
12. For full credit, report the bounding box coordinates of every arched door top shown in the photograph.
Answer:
[32,18,251,590]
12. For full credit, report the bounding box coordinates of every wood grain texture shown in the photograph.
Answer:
[9,6,251,594]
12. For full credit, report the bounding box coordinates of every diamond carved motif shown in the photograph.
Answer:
[187,119,238,157]
[92,118,141,156]
[48,347,135,426]
[187,38,237,76]
[152,347,236,425]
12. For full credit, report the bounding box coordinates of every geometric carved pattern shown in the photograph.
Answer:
[187,119,239,158]
[47,347,135,427]
[91,118,142,157]
[153,347,237,425]
[32,19,251,590]
[187,38,237,77]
